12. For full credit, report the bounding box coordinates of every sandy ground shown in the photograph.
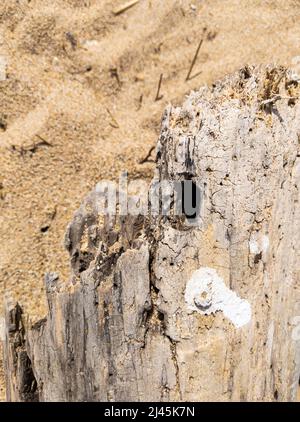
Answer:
[0,0,300,402]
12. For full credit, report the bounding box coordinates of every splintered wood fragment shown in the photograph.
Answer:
[155,73,164,101]
[3,301,39,402]
[186,29,206,81]
[106,108,120,128]
[260,94,298,106]
[113,0,140,15]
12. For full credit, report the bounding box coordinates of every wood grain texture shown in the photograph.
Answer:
[3,65,300,401]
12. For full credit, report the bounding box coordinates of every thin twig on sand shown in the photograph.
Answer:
[186,29,207,81]
[113,0,140,16]
[155,73,164,101]
[139,146,155,164]
[106,108,120,128]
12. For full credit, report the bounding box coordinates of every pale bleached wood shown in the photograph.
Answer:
[3,65,300,401]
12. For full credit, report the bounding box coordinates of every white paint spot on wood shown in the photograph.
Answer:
[249,238,259,254]
[185,267,251,328]
[249,232,269,255]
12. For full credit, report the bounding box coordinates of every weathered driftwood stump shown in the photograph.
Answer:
[3,65,300,401]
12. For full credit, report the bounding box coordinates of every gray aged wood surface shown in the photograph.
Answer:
[3,65,300,401]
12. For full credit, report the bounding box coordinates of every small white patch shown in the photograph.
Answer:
[185,267,251,328]
[249,232,269,255]
[0,317,5,341]
[52,56,59,66]
[261,235,269,253]
[291,56,300,80]
[82,40,99,50]
[266,322,274,364]
[249,239,259,254]
[0,56,7,81]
